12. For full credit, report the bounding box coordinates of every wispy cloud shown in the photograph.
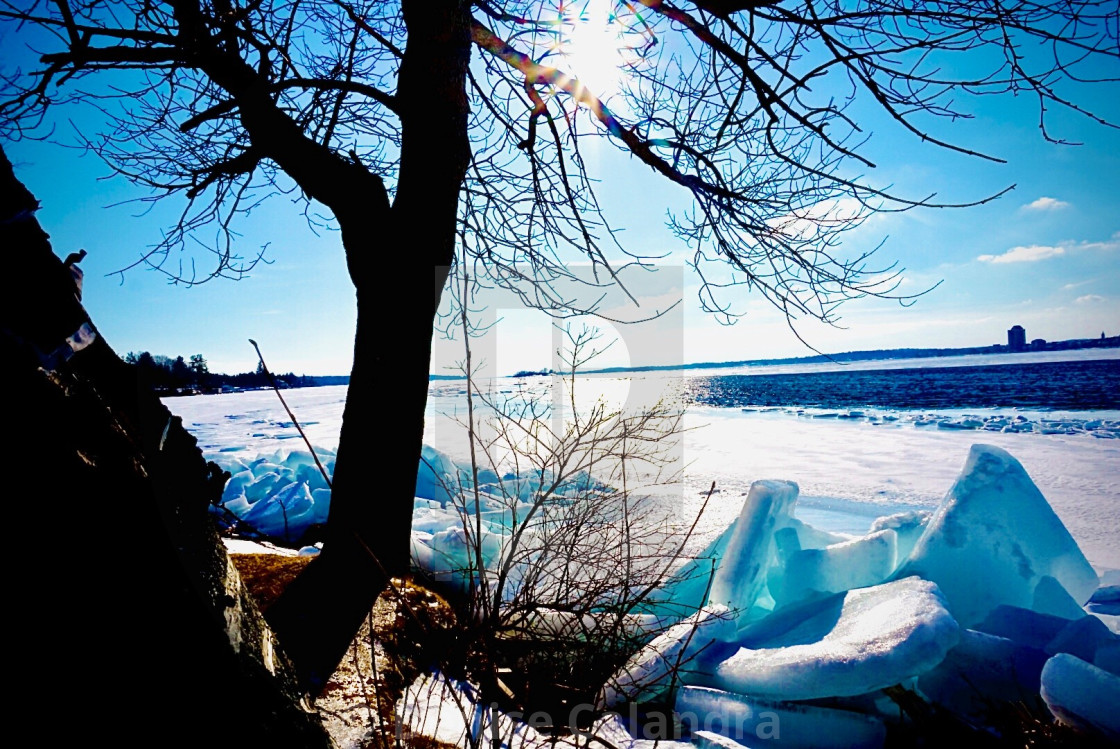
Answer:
[978,245,1065,264]
[1076,294,1105,304]
[1062,280,1092,291]
[978,231,1120,265]
[1022,196,1070,211]
[767,197,869,241]
[1079,231,1120,252]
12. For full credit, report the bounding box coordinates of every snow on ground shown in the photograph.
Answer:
[169,374,1120,573]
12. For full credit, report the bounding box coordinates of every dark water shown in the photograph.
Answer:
[689,359,1120,411]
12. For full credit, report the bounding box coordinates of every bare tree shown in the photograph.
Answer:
[2,0,1116,694]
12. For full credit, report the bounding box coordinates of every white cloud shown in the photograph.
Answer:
[1062,280,1092,291]
[979,231,1119,265]
[1076,294,1105,304]
[977,245,1066,264]
[1022,196,1070,211]
[1079,231,1120,252]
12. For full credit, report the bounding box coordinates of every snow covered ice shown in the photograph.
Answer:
[699,577,959,700]
[598,605,737,709]
[1040,653,1120,740]
[898,444,1099,627]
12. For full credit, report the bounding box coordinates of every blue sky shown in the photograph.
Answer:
[6,14,1119,377]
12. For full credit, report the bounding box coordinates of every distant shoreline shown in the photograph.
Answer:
[578,335,1120,376]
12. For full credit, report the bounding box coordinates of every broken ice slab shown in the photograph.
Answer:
[1095,643,1120,676]
[707,480,798,616]
[643,513,846,624]
[867,511,930,568]
[700,577,959,701]
[598,605,736,709]
[1044,614,1119,664]
[414,444,464,506]
[916,629,1048,723]
[676,686,886,748]
[786,517,850,550]
[897,444,1098,628]
[425,525,506,576]
[973,605,1070,650]
[239,481,314,540]
[768,528,897,607]
[1032,574,1091,620]
[1040,653,1120,740]
[1088,584,1120,616]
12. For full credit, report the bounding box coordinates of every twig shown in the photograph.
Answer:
[248,338,333,490]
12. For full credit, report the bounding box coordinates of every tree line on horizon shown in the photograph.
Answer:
[122,350,327,394]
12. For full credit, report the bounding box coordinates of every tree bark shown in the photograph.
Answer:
[263,0,472,694]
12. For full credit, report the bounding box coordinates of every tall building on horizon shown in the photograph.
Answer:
[1008,324,1027,351]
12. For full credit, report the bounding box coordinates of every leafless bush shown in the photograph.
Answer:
[411,300,716,735]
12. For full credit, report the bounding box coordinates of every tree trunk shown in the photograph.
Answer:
[265,0,471,694]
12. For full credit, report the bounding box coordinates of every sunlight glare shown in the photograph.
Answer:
[559,0,628,99]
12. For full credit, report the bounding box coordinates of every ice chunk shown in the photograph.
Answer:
[1097,614,1120,636]
[768,529,897,607]
[707,480,798,615]
[917,629,1047,722]
[426,526,506,582]
[282,449,321,471]
[309,488,331,524]
[1040,654,1120,740]
[415,444,464,506]
[897,445,1098,627]
[410,531,435,571]
[974,605,1069,650]
[219,494,252,518]
[642,518,738,622]
[1088,584,1120,616]
[243,468,294,503]
[223,468,255,500]
[1045,614,1119,663]
[1095,643,1120,676]
[676,686,886,748]
[868,511,930,567]
[293,461,330,492]
[1032,575,1089,620]
[785,517,850,550]
[702,577,959,700]
[240,481,314,541]
[412,506,461,535]
[598,606,736,709]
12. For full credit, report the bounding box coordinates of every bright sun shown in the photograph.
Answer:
[558,0,629,99]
